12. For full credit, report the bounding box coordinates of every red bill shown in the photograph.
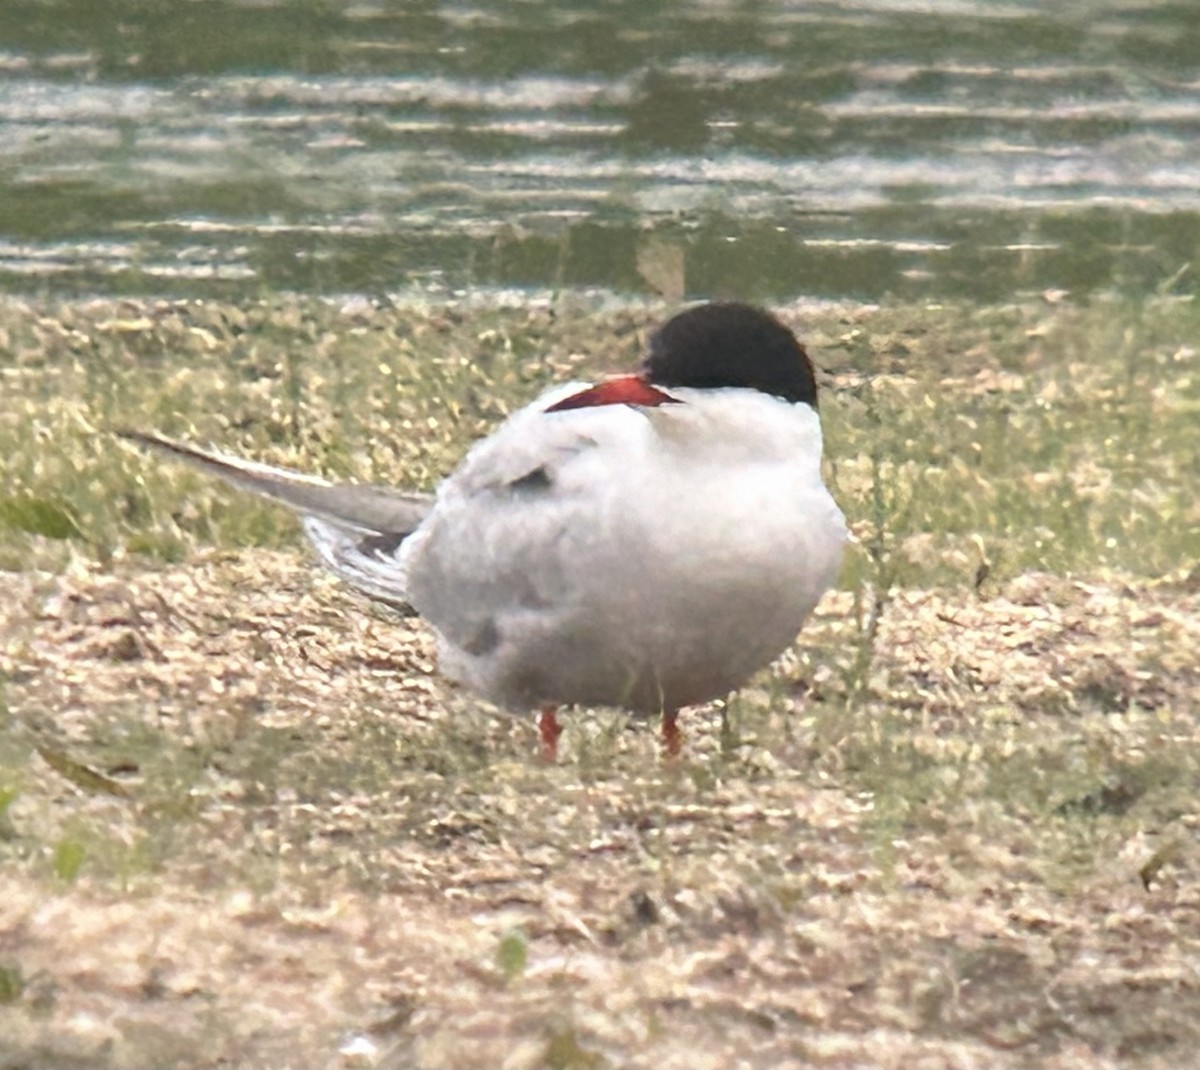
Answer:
[545,375,680,413]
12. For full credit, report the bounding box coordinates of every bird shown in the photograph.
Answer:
[121,302,846,760]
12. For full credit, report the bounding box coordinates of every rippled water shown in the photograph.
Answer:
[2,0,1198,302]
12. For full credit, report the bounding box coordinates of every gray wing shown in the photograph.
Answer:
[119,431,431,609]
[400,389,645,651]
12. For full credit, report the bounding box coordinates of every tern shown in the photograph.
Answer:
[122,302,846,758]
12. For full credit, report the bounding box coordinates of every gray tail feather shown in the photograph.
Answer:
[119,430,431,609]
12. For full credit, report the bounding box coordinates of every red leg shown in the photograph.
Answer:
[537,706,562,762]
[661,708,682,758]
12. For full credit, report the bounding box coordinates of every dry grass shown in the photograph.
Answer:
[0,294,1198,1069]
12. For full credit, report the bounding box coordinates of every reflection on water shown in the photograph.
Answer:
[1,0,1198,302]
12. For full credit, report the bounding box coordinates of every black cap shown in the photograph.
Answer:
[643,303,818,408]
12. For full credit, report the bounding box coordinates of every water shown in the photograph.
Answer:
[2,0,1198,303]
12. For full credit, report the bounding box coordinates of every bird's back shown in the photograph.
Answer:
[401,383,846,713]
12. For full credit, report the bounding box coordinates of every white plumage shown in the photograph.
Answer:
[124,302,846,755]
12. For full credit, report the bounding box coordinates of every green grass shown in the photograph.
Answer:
[0,293,1197,1068]
[1,294,1195,579]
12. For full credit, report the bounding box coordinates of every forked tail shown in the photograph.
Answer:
[119,431,432,609]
